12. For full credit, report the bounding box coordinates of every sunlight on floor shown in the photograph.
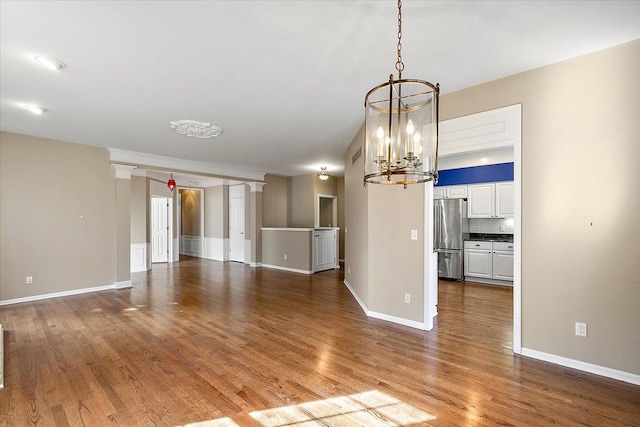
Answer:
[174,390,435,427]
[250,390,436,427]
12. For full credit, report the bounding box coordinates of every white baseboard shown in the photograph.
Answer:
[521,347,640,386]
[0,283,118,306]
[343,280,428,331]
[114,280,132,289]
[262,264,312,275]
[249,262,262,268]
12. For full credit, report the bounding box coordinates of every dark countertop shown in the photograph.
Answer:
[466,233,513,243]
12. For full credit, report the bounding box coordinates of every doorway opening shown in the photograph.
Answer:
[177,188,204,258]
[317,194,337,228]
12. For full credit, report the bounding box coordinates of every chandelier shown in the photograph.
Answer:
[364,0,440,188]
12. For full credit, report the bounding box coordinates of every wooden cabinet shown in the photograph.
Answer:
[467,181,514,218]
[464,241,514,283]
[434,185,467,200]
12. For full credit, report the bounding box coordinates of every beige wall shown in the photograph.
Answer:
[130,176,149,244]
[344,40,640,375]
[440,39,640,375]
[337,176,345,259]
[180,189,201,236]
[263,174,289,227]
[290,174,315,227]
[344,125,369,305]
[262,230,312,271]
[204,185,228,239]
[0,132,116,301]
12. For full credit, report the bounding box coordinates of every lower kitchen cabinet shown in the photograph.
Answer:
[464,241,514,284]
[464,241,493,278]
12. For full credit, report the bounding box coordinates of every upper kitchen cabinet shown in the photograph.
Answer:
[468,181,514,218]
[434,185,467,200]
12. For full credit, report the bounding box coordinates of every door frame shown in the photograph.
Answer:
[149,179,175,265]
[316,194,337,228]
[176,187,205,258]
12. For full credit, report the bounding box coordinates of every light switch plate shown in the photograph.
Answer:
[411,229,418,240]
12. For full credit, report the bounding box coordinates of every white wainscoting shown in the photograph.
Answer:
[130,243,150,272]
[203,237,229,261]
[181,235,202,257]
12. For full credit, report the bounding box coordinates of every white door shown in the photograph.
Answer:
[314,229,336,272]
[493,251,514,280]
[229,185,245,262]
[467,183,495,218]
[464,249,493,278]
[152,197,169,263]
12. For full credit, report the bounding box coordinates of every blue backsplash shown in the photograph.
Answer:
[436,162,514,186]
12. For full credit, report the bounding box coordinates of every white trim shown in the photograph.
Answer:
[247,182,266,192]
[513,103,522,354]
[263,264,313,275]
[249,262,262,268]
[0,284,116,306]
[109,148,265,182]
[439,104,519,157]
[114,280,132,289]
[130,243,149,272]
[464,277,513,287]
[181,235,202,257]
[0,323,4,389]
[521,348,640,386]
[261,227,315,232]
[203,237,229,261]
[111,163,137,179]
[343,280,428,331]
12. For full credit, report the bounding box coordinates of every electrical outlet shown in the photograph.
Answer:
[575,322,587,337]
[284,254,287,260]
[26,276,33,285]
[347,266,351,274]
[404,293,411,304]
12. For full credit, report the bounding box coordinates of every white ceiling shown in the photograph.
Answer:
[2,1,639,179]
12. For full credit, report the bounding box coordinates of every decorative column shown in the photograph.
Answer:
[112,164,136,289]
[247,182,266,267]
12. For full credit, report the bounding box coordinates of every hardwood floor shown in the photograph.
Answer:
[1,257,638,426]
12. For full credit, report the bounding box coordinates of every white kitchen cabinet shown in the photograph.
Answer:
[467,181,514,218]
[464,241,514,283]
[433,185,467,200]
[495,182,515,218]
[492,242,514,280]
[464,241,493,279]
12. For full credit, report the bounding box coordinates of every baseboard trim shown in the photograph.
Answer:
[262,264,312,275]
[521,347,640,386]
[343,280,427,331]
[114,280,132,289]
[0,283,118,306]
[249,262,262,268]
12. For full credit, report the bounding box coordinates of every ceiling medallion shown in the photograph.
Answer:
[169,120,223,138]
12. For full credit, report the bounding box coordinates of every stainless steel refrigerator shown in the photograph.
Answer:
[434,198,468,280]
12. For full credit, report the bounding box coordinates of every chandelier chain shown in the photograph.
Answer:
[395,0,404,75]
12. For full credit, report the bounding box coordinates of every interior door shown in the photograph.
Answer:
[229,186,245,262]
[314,229,335,272]
[151,197,169,263]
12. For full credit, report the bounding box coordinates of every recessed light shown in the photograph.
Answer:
[169,120,223,138]
[34,56,67,71]
[24,105,48,115]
